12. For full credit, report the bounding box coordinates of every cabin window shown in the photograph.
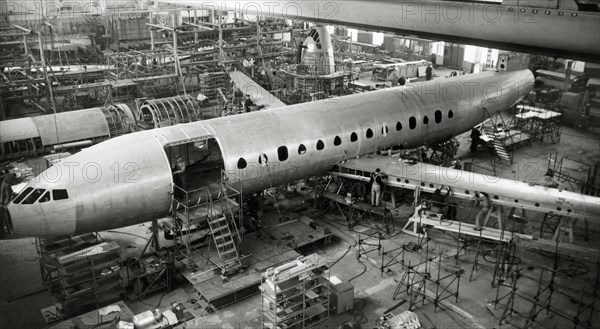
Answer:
[237,158,247,169]
[53,189,69,201]
[423,116,429,124]
[409,117,416,129]
[435,110,442,123]
[350,132,358,142]
[396,122,402,131]
[39,191,51,203]
[22,188,46,204]
[316,140,325,150]
[278,146,289,161]
[366,129,373,139]
[258,153,268,165]
[334,136,342,146]
[13,187,34,204]
[298,144,307,155]
[448,110,454,118]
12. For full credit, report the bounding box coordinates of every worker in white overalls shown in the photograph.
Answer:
[370,168,384,207]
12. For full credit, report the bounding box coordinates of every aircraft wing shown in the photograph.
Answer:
[229,71,287,109]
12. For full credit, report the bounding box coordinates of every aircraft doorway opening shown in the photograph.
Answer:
[164,138,225,200]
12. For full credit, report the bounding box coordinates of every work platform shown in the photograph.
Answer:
[177,217,330,310]
[402,204,531,243]
[322,192,393,232]
[173,197,239,223]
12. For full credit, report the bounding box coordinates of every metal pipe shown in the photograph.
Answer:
[12,24,32,34]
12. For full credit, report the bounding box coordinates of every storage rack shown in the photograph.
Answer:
[53,241,123,317]
[260,254,330,329]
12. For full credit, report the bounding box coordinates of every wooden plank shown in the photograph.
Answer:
[268,220,331,248]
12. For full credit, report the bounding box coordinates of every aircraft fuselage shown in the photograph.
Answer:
[6,70,534,237]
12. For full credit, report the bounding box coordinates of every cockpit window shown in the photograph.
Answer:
[21,189,46,204]
[13,187,34,204]
[39,191,51,203]
[53,189,69,201]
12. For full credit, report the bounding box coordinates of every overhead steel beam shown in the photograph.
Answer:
[163,0,600,62]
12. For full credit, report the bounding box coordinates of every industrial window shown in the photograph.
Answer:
[278,146,289,161]
[435,110,442,123]
[316,140,325,150]
[448,110,454,118]
[423,116,429,124]
[39,191,51,203]
[334,136,342,146]
[13,187,34,204]
[21,188,46,205]
[396,122,402,131]
[53,189,69,201]
[258,153,268,165]
[366,129,373,139]
[237,158,247,169]
[298,144,307,155]
[409,117,416,129]
[350,132,358,142]
[381,125,388,136]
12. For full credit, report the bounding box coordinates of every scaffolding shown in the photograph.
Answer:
[513,105,563,144]
[493,250,599,329]
[104,48,176,80]
[548,152,600,197]
[274,67,354,104]
[171,170,243,277]
[391,245,462,313]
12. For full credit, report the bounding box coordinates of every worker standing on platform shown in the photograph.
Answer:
[470,128,484,153]
[430,186,451,217]
[426,64,433,81]
[391,74,399,87]
[473,191,490,231]
[370,168,384,207]
[173,156,187,195]
[399,75,406,86]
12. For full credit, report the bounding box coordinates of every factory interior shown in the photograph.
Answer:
[1,1,600,329]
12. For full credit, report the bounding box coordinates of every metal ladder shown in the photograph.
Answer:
[481,108,513,164]
[207,213,241,275]
[207,176,243,275]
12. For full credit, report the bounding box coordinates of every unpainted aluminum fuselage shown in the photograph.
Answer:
[7,70,535,237]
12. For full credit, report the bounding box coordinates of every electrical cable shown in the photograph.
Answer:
[156,291,166,308]
[348,250,367,283]
[329,245,352,268]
